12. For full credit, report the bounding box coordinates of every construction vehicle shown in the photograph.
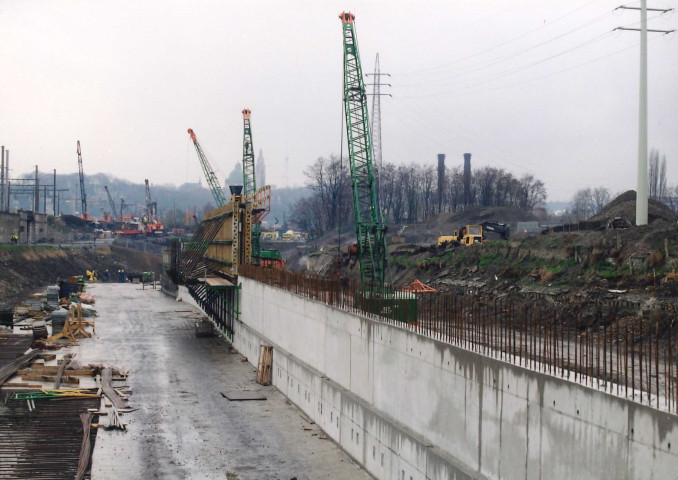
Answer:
[438,225,483,247]
[481,221,510,240]
[104,186,120,222]
[438,222,510,247]
[339,11,389,288]
[187,129,227,207]
[142,179,164,236]
[76,141,90,220]
[337,12,416,323]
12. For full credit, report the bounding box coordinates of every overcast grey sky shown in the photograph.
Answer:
[0,0,676,201]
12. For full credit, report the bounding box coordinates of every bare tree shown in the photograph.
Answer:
[592,187,610,214]
[571,188,593,220]
[649,148,667,199]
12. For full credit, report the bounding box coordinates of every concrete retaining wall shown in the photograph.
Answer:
[235,277,678,479]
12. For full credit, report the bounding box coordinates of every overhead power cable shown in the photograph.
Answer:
[397,36,654,101]
[396,0,610,76]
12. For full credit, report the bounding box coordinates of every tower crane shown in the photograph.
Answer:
[242,109,261,260]
[76,140,89,220]
[104,185,119,221]
[339,12,389,288]
[187,129,227,207]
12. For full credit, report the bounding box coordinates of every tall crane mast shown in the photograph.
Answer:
[104,185,119,221]
[76,140,88,220]
[145,179,157,220]
[242,109,256,198]
[339,12,389,288]
[242,109,261,260]
[187,129,227,207]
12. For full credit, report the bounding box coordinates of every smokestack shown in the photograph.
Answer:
[437,154,445,213]
[463,153,472,207]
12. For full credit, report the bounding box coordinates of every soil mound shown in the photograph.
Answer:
[589,190,677,224]
[423,206,538,226]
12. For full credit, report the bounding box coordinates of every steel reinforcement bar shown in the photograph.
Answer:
[240,265,678,414]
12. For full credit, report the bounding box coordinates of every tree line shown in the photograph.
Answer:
[290,155,547,238]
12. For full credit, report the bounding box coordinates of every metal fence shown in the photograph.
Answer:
[240,265,678,413]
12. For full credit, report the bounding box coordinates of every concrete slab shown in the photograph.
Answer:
[64,282,370,480]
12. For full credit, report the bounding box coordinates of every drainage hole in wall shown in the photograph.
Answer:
[373,446,376,459]
[553,400,556,407]
[356,432,359,444]
[381,453,384,466]
[576,410,580,415]
[669,443,671,450]
[631,428,634,435]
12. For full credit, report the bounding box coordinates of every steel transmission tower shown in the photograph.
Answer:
[367,54,390,208]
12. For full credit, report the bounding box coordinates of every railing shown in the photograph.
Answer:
[240,265,678,413]
[186,283,239,337]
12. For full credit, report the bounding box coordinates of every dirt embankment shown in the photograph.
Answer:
[285,196,678,312]
[0,245,162,307]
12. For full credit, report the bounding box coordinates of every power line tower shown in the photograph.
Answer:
[615,1,674,226]
[366,53,391,209]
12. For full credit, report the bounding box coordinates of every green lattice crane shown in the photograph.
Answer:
[241,109,261,260]
[187,128,227,207]
[339,12,389,288]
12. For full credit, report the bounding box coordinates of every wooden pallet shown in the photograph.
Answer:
[255,345,273,386]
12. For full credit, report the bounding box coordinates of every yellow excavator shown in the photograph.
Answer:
[438,222,510,248]
[438,225,484,247]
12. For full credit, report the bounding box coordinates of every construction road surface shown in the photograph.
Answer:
[69,282,371,480]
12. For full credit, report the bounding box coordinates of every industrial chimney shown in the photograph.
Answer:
[463,153,472,207]
[437,154,445,213]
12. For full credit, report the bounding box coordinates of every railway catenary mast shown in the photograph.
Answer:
[76,140,89,220]
[241,109,261,261]
[187,129,227,207]
[339,11,389,287]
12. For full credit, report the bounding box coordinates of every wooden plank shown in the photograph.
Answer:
[37,354,57,361]
[2,382,43,387]
[255,345,273,385]
[18,367,94,376]
[20,374,80,385]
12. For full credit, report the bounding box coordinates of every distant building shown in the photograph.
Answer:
[226,162,242,188]
[256,149,266,188]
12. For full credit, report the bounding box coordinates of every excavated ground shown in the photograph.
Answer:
[0,243,163,307]
[284,198,678,318]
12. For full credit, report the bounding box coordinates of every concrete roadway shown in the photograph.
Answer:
[68,282,370,480]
